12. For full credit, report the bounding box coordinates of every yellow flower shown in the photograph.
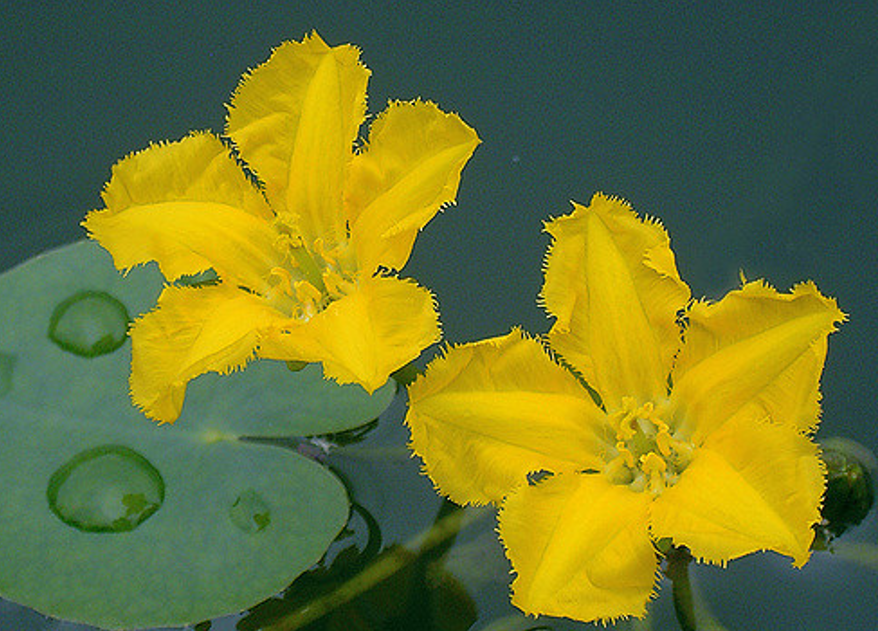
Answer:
[83,32,480,424]
[405,193,845,623]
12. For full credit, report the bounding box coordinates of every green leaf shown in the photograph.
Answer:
[0,241,396,629]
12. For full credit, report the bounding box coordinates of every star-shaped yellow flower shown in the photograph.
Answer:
[405,193,845,623]
[83,32,479,423]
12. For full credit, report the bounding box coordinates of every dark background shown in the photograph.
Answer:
[2,3,876,629]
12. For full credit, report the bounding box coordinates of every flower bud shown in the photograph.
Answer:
[815,437,876,547]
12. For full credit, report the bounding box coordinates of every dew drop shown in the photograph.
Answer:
[0,352,15,397]
[47,444,164,533]
[48,290,129,357]
[229,489,271,534]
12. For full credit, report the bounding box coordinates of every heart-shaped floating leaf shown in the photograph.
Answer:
[0,241,396,629]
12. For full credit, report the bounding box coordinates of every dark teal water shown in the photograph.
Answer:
[2,3,877,630]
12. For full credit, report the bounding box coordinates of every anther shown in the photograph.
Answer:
[656,427,672,457]
[322,269,345,298]
[640,452,668,493]
[268,267,295,296]
[294,280,323,305]
[616,442,635,468]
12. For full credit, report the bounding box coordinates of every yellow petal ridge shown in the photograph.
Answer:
[500,473,657,623]
[226,32,369,248]
[650,410,824,567]
[129,283,288,423]
[82,133,279,289]
[671,279,846,440]
[406,329,608,506]
[261,275,440,393]
[542,193,691,410]
[347,99,481,272]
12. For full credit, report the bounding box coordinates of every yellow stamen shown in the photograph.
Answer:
[322,269,345,298]
[616,442,635,468]
[640,451,667,473]
[640,452,668,494]
[269,266,295,296]
[656,427,672,457]
[294,280,323,305]
[601,398,694,495]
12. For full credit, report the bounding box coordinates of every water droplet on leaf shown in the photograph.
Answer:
[47,445,164,533]
[0,352,15,397]
[48,290,129,357]
[229,489,271,534]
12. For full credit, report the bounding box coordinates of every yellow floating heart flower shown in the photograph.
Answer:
[82,32,479,424]
[405,193,845,623]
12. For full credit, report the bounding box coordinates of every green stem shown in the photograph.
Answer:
[830,541,878,570]
[665,546,697,631]
[265,505,486,631]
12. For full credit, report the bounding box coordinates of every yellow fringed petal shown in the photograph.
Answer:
[262,275,439,393]
[347,100,480,272]
[226,32,369,248]
[129,283,288,423]
[542,193,690,411]
[405,329,609,506]
[671,279,846,440]
[500,472,657,623]
[82,132,279,290]
[650,410,824,567]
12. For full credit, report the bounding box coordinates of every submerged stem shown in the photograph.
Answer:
[665,546,697,631]
[266,503,486,631]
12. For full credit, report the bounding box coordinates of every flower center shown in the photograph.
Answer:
[602,397,693,495]
[263,218,358,320]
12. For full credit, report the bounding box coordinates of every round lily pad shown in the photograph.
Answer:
[0,241,396,629]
